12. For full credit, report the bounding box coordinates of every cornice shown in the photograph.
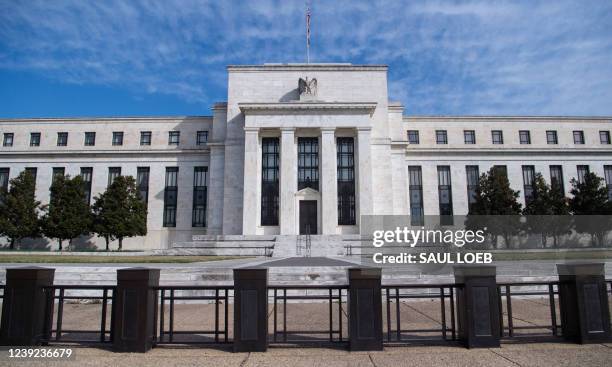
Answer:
[238,102,377,116]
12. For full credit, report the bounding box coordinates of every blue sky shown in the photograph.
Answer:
[1,0,612,118]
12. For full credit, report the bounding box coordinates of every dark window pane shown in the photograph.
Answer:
[297,137,319,190]
[519,130,531,144]
[407,130,419,144]
[464,130,476,144]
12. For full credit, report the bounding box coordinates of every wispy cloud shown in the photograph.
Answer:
[1,0,611,115]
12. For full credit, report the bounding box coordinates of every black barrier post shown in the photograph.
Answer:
[454,265,500,348]
[0,267,55,346]
[112,268,160,353]
[348,268,383,351]
[557,263,611,343]
[233,268,268,352]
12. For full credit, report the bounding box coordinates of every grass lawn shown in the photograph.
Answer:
[0,255,246,263]
[492,249,612,261]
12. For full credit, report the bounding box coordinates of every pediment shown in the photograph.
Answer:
[295,187,320,197]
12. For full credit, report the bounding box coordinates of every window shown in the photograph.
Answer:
[168,131,180,145]
[57,132,68,146]
[519,130,531,144]
[600,131,611,145]
[140,131,152,146]
[192,167,208,227]
[30,133,41,147]
[112,132,124,146]
[605,166,612,201]
[137,167,150,207]
[437,166,453,224]
[550,165,564,194]
[408,166,424,226]
[522,166,536,205]
[491,130,503,144]
[80,167,93,205]
[163,167,179,227]
[464,130,476,144]
[3,133,14,147]
[108,167,121,187]
[546,130,558,144]
[493,165,507,179]
[84,132,96,146]
[435,130,447,144]
[51,167,65,186]
[261,138,279,226]
[577,165,589,184]
[25,167,37,186]
[197,131,208,146]
[297,137,319,190]
[407,130,419,144]
[0,168,9,192]
[337,137,356,225]
[573,130,585,144]
[466,166,479,213]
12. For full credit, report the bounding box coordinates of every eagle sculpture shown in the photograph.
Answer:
[298,77,317,97]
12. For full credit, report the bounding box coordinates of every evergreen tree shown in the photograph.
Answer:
[92,176,147,251]
[0,170,43,249]
[569,172,612,246]
[42,175,92,251]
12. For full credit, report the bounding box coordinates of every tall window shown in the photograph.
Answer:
[604,166,612,201]
[197,131,208,145]
[549,165,564,194]
[84,132,96,146]
[163,167,178,227]
[600,131,610,145]
[261,138,279,226]
[337,137,356,225]
[192,167,208,227]
[137,167,150,207]
[30,132,41,147]
[108,167,121,187]
[546,130,558,144]
[464,130,476,144]
[168,131,180,145]
[466,165,479,213]
[298,137,319,190]
[519,130,531,144]
[0,168,9,192]
[407,130,419,144]
[491,130,504,144]
[573,130,585,144]
[408,166,424,226]
[3,133,14,147]
[522,165,536,205]
[112,132,124,146]
[57,132,68,146]
[435,130,448,144]
[25,167,37,188]
[437,166,453,224]
[52,167,65,181]
[140,131,152,145]
[80,167,93,205]
[577,165,589,184]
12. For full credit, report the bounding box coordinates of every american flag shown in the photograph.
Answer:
[306,6,311,48]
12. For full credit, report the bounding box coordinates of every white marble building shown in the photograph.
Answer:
[1,64,611,253]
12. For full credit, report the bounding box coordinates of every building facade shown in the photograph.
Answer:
[1,64,612,251]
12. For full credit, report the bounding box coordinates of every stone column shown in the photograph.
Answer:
[280,128,297,235]
[356,128,373,222]
[206,143,225,235]
[320,128,338,234]
[242,128,259,235]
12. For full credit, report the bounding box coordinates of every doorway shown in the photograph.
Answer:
[299,200,317,235]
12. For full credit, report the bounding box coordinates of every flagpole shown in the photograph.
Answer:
[306,3,310,64]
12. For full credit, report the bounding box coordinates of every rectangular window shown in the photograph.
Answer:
[577,165,589,184]
[546,130,558,144]
[197,131,208,145]
[466,165,479,213]
[491,130,504,144]
[435,130,448,144]
[84,132,96,146]
[464,130,476,144]
[80,167,93,205]
[437,166,453,224]
[57,132,68,146]
[408,166,424,226]
[493,165,507,179]
[112,132,124,146]
[522,165,536,205]
[30,132,41,147]
[192,167,208,227]
[261,138,279,226]
[137,167,150,207]
[604,166,612,201]
[337,137,356,225]
[297,137,319,190]
[52,167,65,183]
[550,165,564,194]
[108,167,121,187]
[573,130,585,144]
[3,133,14,147]
[519,130,531,144]
[163,167,179,227]
[140,131,152,146]
[407,130,419,144]
[599,131,610,144]
[168,131,180,145]
[0,168,9,192]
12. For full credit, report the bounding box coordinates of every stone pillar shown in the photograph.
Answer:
[356,128,373,222]
[557,263,611,343]
[348,268,383,351]
[0,267,55,346]
[233,268,268,352]
[206,143,225,235]
[454,266,500,348]
[280,128,297,235]
[320,128,338,234]
[242,128,259,235]
[113,268,160,353]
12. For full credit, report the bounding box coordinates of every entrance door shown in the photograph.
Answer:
[299,200,317,235]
